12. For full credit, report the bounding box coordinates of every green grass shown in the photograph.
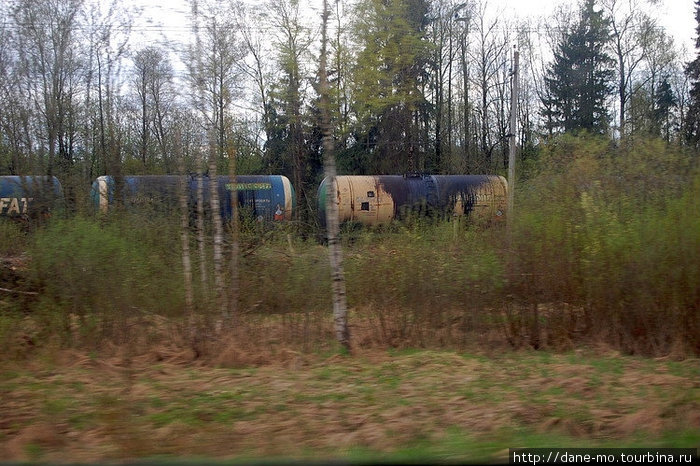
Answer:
[24,442,44,461]
[42,397,73,416]
[0,219,27,255]
[342,427,641,464]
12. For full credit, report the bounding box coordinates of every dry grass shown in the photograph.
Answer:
[0,320,698,463]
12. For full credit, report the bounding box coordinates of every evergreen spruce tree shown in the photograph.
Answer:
[654,77,677,142]
[684,0,700,147]
[542,0,614,135]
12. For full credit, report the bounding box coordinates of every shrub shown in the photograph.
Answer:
[0,219,28,256]
[510,134,699,355]
[27,214,184,346]
[344,221,506,347]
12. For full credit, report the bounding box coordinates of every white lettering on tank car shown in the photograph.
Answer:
[0,197,33,215]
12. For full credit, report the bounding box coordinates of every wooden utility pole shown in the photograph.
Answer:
[320,0,350,352]
[507,46,519,237]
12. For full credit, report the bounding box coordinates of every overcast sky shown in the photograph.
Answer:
[130,0,697,75]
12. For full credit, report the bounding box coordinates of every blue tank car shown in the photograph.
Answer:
[0,176,63,218]
[91,175,295,221]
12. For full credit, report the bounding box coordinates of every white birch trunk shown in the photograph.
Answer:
[191,0,209,303]
[179,173,194,316]
[175,132,194,329]
[227,144,239,323]
[320,0,350,351]
[197,158,207,292]
[208,140,226,322]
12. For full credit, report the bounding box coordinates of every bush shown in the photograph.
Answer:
[27,214,184,346]
[344,220,506,347]
[510,134,699,355]
[0,219,28,256]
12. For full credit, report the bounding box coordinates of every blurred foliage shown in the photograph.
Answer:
[27,213,184,347]
[511,134,699,356]
[344,221,506,346]
[0,219,27,256]
[0,135,698,357]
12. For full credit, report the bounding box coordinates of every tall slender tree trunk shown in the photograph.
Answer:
[320,0,350,352]
[140,72,148,166]
[481,71,488,169]
[447,21,453,170]
[208,136,226,323]
[618,53,626,137]
[218,71,226,165]
[227,143,239,323]
[462,31,470,171]
[175,131,194,321]
[197,156,207,292]
[435,55,443,172]
[97,54,106,174]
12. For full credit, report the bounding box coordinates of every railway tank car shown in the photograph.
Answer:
[91,175,294,221]
[0,176,63,218]
[318,174,507,226]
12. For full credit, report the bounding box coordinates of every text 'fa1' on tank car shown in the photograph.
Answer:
[0,176,63,218]
[91,175,295,221]
[317,174,507,226]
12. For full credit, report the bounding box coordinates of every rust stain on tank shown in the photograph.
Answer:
[321,174,507,226]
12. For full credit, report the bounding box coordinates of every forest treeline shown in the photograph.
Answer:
[2,0,700,222]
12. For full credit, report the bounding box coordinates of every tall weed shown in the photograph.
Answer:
[0,219,27,256]
[28,214,184,347]
[345,221,505,347]
[510,135,699,355]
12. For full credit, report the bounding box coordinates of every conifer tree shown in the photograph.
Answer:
[684,0,700,147]
[654,77,677,142]
[542,0,614,135]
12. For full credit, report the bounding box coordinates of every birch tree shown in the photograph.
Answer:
[176,132,194,319]
[234,4,273,143]
[470,0,509,170]
[320,0,350,352]
[188,0,244,325]
[132,46,175,171]
[602,0,655,137]
[83,0,133,185]
[0,15,31,174]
